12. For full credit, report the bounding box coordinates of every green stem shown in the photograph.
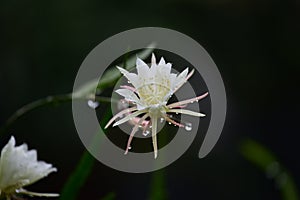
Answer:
[0,94,113,135]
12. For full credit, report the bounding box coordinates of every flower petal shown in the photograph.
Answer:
[0,136,57,193]
[17,188,59,197]
[115,89,141,104]
[117,66,139,88]
[151,53,156,67]
[158,57,166,65]
[113,109,148,127]
[136,57,150,79]
[168,109,206,117]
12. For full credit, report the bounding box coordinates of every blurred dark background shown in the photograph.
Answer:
[0,0,299,199]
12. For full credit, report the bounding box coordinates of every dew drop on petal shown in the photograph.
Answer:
[160,118,165,123]
[185,122,192,131]
[87,100,99,109]
[118,100,129,110]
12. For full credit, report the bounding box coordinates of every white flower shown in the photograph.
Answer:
[0,136,58,199]
[105,54,208,158]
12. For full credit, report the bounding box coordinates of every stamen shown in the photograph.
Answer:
[120,85,137,92]
[125,114,149,155]
[165,116,184,127]
[113,109,148,127]
[167,92,208,108]
[104,107,137,129]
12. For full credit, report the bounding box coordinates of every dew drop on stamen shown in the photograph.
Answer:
[87,100,99,109]
[185,122,192,131]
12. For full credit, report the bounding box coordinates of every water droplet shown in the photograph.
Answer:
[168,122,171,125]
[196,100,199,102]
[87,100,99,109]
[160,118,164,123]
[185,122,192,131]
[176,112,179,115]
[128,146,132,150]
[143,130,150,136]
[127,81,131,83]
[190,101,194,103]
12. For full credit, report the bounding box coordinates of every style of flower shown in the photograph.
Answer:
[105,54,208,158]
[0,136,58,200]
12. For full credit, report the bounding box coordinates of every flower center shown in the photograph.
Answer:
[138,83,171,107]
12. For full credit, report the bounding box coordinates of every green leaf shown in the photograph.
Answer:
[58,151,95,200]
[59,108,112,200]
[240,139,299,200]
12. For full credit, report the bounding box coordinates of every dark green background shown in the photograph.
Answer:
[0,0,299,199]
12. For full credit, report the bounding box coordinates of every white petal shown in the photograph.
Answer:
[151,53,156,67]
[117,66,139,88]
[0,136,57,193]
[168,109,206,117]
[136,57,150,76]
[158,57,166,65]
[115,89,141,104]
[176,67,188,82]
[136,57,148,68]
